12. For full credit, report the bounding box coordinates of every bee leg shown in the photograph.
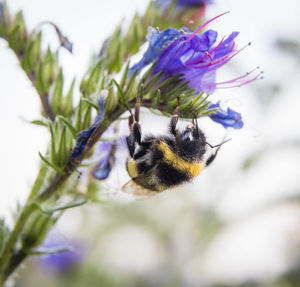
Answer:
[126,95,142,157]
[205,149,219,167]
[170,96,180,136]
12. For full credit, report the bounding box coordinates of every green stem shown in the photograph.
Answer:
[0,203,35,284]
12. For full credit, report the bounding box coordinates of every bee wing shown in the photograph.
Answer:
[122,179,159,200]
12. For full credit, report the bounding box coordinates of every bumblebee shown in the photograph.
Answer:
[122,97,228,199]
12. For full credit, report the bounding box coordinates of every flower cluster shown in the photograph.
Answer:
[130,13,262,129]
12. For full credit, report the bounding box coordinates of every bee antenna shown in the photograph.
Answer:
[204,138,231,148]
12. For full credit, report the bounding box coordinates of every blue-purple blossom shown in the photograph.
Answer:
[37,235,84,274]
[0,2,4,24]
[156,0,211,10]
[177,0,212,6]
[208,102,243,129]
[132,14,261,95]
[129,27,187,76]
[93,135,126,180]
[71,96,106,158]
[151,29,241,94]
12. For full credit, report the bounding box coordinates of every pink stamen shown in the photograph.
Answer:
[186,11,230,43]
[216,66,260,85]
[216,73,263,89]
[186,36,226,66]
[205,51,213,62]
[192,41,249,70]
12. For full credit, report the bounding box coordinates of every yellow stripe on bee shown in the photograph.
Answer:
[127,158,139,178]
[158,141,204,177]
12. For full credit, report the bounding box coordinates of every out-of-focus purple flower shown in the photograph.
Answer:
[93,133,127,180]
[208,102,243,129]
[0,2,4,24]
[129,27,187,76]
[71,96,106,158]
[37,234,84,274]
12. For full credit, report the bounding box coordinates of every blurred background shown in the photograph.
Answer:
[1,0,300,286]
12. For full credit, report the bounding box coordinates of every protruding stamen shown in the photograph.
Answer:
[216,73,263,89]
[216,66,260,86]
[186,11,230,43]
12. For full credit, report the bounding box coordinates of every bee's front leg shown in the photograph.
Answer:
[170,96,180,136]
[126,96,142,157]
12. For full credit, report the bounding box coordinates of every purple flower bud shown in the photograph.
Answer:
[208,102,244,129]
[93,134,127,180]
[71,96,106,158]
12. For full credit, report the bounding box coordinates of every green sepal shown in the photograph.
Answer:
[39,152,64,174]
[21,31,41,71]
[48,122,56,163]
[33,199,87,215]
[75,99,82,131]
[58,126,67,166]
[29,247,70,256]
[120,61,130,89]
[30,119,48,127]
[82,97,99,113]
[112,79,126,107]
[51,68,64,114]
[21,211,53,251]
[64,78,75,117]
[57,115,77,140]
[81,104,92,130]
[0,219,10,255]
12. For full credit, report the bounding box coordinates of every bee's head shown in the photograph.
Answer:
[177,121,207,161]
[181,124,199,142]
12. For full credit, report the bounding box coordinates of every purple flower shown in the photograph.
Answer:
[156,0,211,10]
[208,102,243,129]
[37,234,84,274]
[71,96,106,158]
[177,0,212,6]
[0,2,4,24]
[129,27,187,76]
[93,130,127,180]
[151,29,242,94]
[135,13,262,94]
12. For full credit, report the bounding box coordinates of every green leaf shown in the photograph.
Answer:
[120,61,130,89]
[152,89,161,109]
[64,78,75,117]
[112,79,126,106]
[34,200,87,215]
[30,120,47,127]
[51,68,64,113]
[28,163,48,200]
[0,219,10,255]
[82,98,99,113]
[39,152,63,174]
[75,99,82,131]
[58,126,67,166]
[82,105,92,130]
[57,115,77,140]
[48,122,56,163]
[29,247,70,256]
